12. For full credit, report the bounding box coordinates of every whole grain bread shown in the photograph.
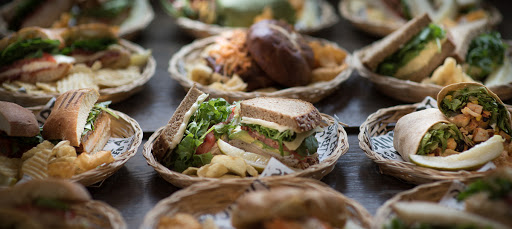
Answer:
[42,88,99,147]
[152,85,206,161]
[0,101,39,137]
[361,13,432,71]
[240,97,322,133]
[449,19,490,62]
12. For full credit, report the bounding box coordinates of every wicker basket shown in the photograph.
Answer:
[372,180,461,229]
[75,200,127,229]
[169,36,352,103]
[339,0,502,37]
[143,114,348,188]
[140,177,372,229]
[163,0,338,38]
[358,103,501,184]
[0,39,156,107]
[354,41,512,103]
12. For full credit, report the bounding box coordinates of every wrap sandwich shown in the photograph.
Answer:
[394,108,467,162]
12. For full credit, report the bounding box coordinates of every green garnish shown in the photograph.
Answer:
[0,38,60,67]
[440,86,512,135]
[80,0,133,19]
[34,197,69,211]
[61,38,117,55]
[377,23,446,77]
[457,177,512,201]
[465,32,507,81]
[83,101,118,136]
[162,98,235,172]
[417,123,463,155]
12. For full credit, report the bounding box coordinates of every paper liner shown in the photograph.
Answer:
[140,177,372,229]
[0,39,156,107]
[354,41,512,103]
[143,114,348,188]
[358,103,507,184]
[339,0,502,37]
[165,0,338,38]
[169,36,352,103]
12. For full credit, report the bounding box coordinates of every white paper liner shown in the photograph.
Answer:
[370,96,495,171]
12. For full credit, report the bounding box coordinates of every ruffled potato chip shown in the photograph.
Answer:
[93,66,141,87]
[21,149,52,179]
[21,141,54,162]
[57,72,99,93]
[0,156,21,179]
[48,161,76,179]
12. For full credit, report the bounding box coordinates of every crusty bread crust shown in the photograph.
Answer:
[81,111,111,154]
[0,101,39,137]
[240,97,322,133]
[153,85,206,161]
[42,88,99,147]
[362,13,432,71]
[231,187,347,229]
[0,179,91,207]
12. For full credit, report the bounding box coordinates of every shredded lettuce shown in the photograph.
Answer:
[458,177,512,201]
[61,38,117,55]
[377,23,445,77]
[465,31,507,81]
[0,38,60,67]
[417,123,463,155]
[440,86,512,135]
[82,101,118,136]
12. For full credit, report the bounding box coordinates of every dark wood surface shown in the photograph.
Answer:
[87,0,512,228]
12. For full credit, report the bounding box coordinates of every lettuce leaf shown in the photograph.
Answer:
[61,38,117,55]
[295,135,318,157]
[458,177,512,201]
[417,123,463,155]
[0,38,60,67]
[465,31,507,81]
[242,123,296,155]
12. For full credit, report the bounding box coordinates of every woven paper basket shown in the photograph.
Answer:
[354,41,512,103]
[140,177,372,229]
[169,36,352,103]
[372,180,465,229]
[0,39,156,107]
[163,0,338,38]
[73,200,127,229]
[339,0,502,37]
[358,103,505,184]
[143,114,348,188]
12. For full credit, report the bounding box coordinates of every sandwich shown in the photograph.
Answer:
[75,0,134,26]
[0,0,74,31]
[457,167,512,227]
[231,187,347,229]
[0,26,72,83]
[0,101,41,158]
[42,88,116,154]
[361,13,455,82]
[386,201,508,229]
[0,178,116,228]
[228,97,323,170]
[60,23,131,69]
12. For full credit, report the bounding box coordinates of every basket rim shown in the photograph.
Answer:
[0,39,156,107]
[86,200,128,229]
[142,113,349,188]
[358,102,498,184]
[140,176,372,229]
[168,34,353,103]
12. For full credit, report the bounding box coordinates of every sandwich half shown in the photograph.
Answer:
[0,101,41,158]
[42,88,113,154]
[228,97,323,169]
[362,13,455,82]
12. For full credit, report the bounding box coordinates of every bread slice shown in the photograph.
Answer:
[0,101,39,137]
[153,85,207,161]
[449,19,490,62]
[240,97,322,133]
[81,111,111,154]
[42,88,99,147]
[362,13,433,71]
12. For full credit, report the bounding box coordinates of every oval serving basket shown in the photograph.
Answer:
[0,39,156,107]
[354,41,512,103]
[339,0,502,37]
[372,180,465,229]
[74,200,127,229]
[162,0,338,38]
[140,177,372,229]
[169,36,352,103]
[358,103,503,185]
[143,114,348,188]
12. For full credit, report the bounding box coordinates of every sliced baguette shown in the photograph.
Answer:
[42,88,99,147]
[0,101,39,137]
[240,97,322,133]
[153,85,207,161]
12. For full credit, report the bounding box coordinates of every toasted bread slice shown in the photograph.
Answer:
[240,97,322,133]
[0,101,39,137]
[153,85,208,161]
[42,88,100,147]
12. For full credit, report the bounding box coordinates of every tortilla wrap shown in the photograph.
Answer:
[393,108,451,162]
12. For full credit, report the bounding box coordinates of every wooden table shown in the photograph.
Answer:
[87,0,512,227]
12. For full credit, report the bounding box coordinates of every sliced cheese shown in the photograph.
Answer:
[170,93,208,149]
[283,128,318,150]
[241,117,291,133]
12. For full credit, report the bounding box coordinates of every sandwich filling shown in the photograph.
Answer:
[0,133,41,158]
[464,31,507,81]
[417,122,466,156]
[376,23,446,78]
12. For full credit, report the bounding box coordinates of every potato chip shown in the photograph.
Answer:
[57,72,99,93]
[93,66,141,87]
[2,82,19,92]
[48,161,75,179]
[21,149,52,179]
[188,64,213,85]
[69,63,95,74]
[130,50,151,67]
[75,151,115,174]
[53,141,77,158]
[0,156,21,179]
[182,167,199,176]
[312,64,347,82]
[197,163,228,178]
[22,141,54,162]
[209,75,247,92]
[246,164,259,177]
[35,82,57,93]
[211,155,246,178]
